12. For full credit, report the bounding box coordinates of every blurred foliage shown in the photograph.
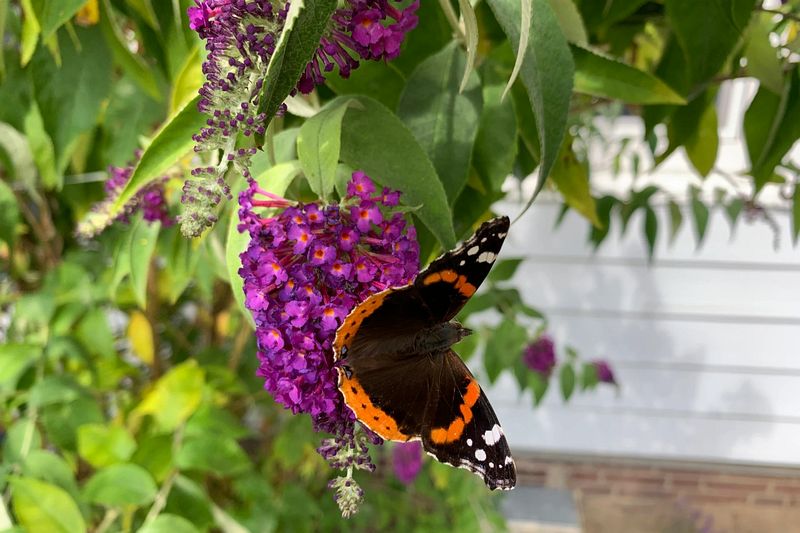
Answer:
[1,0,799,530]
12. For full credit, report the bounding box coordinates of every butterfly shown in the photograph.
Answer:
[333,216,515,490]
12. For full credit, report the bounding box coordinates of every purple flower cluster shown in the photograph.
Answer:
[592,360,616,385]
[523,335,556,377]
[297,0,419,93]
[392,440,423,485]
[77,152,173,238]
[238,171,419,434]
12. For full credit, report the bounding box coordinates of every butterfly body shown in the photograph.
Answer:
[333,217,516,490]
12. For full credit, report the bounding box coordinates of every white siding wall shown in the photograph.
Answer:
[483,79,800,467]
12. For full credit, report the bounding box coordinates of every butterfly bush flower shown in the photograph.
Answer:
[297,0,419,93]
[77,152,173,238]
[592,360,617,385]
[393,441,423,485]
[523,335,556,377]
[238,170,419,514]
[182,0,418,237]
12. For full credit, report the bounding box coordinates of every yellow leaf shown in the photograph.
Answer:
[127,311,154,365]
[216,310,231,338]
[75,0,99,26]
[549,137,602,228]
[133,361,205,431]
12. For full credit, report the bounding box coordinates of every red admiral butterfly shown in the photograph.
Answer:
[333,216,516,490]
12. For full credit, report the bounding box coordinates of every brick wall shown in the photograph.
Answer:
[515,454,800,532]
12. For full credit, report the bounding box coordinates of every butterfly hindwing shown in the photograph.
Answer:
[420,350,516,490]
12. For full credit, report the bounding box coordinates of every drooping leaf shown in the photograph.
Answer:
[458,0,480,92]
[30,0,86,41]
[589,195,616,248]
[297,98,356,201]
[10,477,86,533]
[83,463,158,507]
[337,95,456,248]
[559,363,576,401]
[690,187,710,247]
[668,200,683,244]
[397,42,483,204]
[744,12,784,94]
[644,205,658,259]
[487,0,574,213]
[572,45,686,105]
[549,138,601,227]
[547,0,588,45]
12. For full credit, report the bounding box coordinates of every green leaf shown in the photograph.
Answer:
[161,228,202,304]
[20,0,41,67]
[578,0,648,31]
[127,217,160,309]
[77,424,137,468]
[572,45,686,105]
[644,206,658,259]
[0,344,40,394]
[28,375,85,407]
[337,95,456,248]
[83,463,158,507]
[724,197,744,230]
[0,179,20,247]
[134,360,205,431]
[550,138,601,227]
[397,42,483,204]
[41,397,104,452]
[138,514,200,533]
[297,98,356,201]
[580,362,599,390]
[226,161,301,323]
[487,258,524,283]
[744,70,800,192]
[547,0,588,45]
[458,0,480,92]
[665,0,755,87]
[111,96,205,216]
[668,200,683,244]
[22,450,80,500]
[170,46,203,114]
[589,195,616,248]
[31,26,112,170]
[474,72,518,191]
[326,59,406,110]
[685,99,719,177]
[487,0,574,211]
[744,13,784,94]
[793,185,800,245]
[30,0,86,41]
[254,0,338,139]
[163,476,214,531]
[484,318,528,383]
[690,187,710,247]
[22,102,58,189]
[0,122,37,188]
[4,419,42,464]
[176,435,250,476]
[559,363,576,401]
[528,371,548,405]
[10,477,86,533]
[99,0,161,101]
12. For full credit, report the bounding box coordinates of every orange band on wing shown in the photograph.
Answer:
[339,372,409,441]
[430,378,481,444]
[333,290,389,358]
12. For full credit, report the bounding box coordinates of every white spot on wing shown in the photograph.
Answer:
[466,438,472,446]
[459,260,465,266]
[481,237,487,243]
[477,251,496,264]
[489,462,494,468]
[475,449,487,461]
[467,246,479,256]
[504,456,513,465]
[497,232,507,239]
[483,424,502,445]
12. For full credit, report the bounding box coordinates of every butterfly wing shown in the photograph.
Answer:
[414,216,509,322]
[420,349,516,490]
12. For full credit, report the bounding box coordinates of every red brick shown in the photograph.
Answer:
[704,481,768,493]
[774,485,800,495]
[689,494,748,504]
[751,496,786,506]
